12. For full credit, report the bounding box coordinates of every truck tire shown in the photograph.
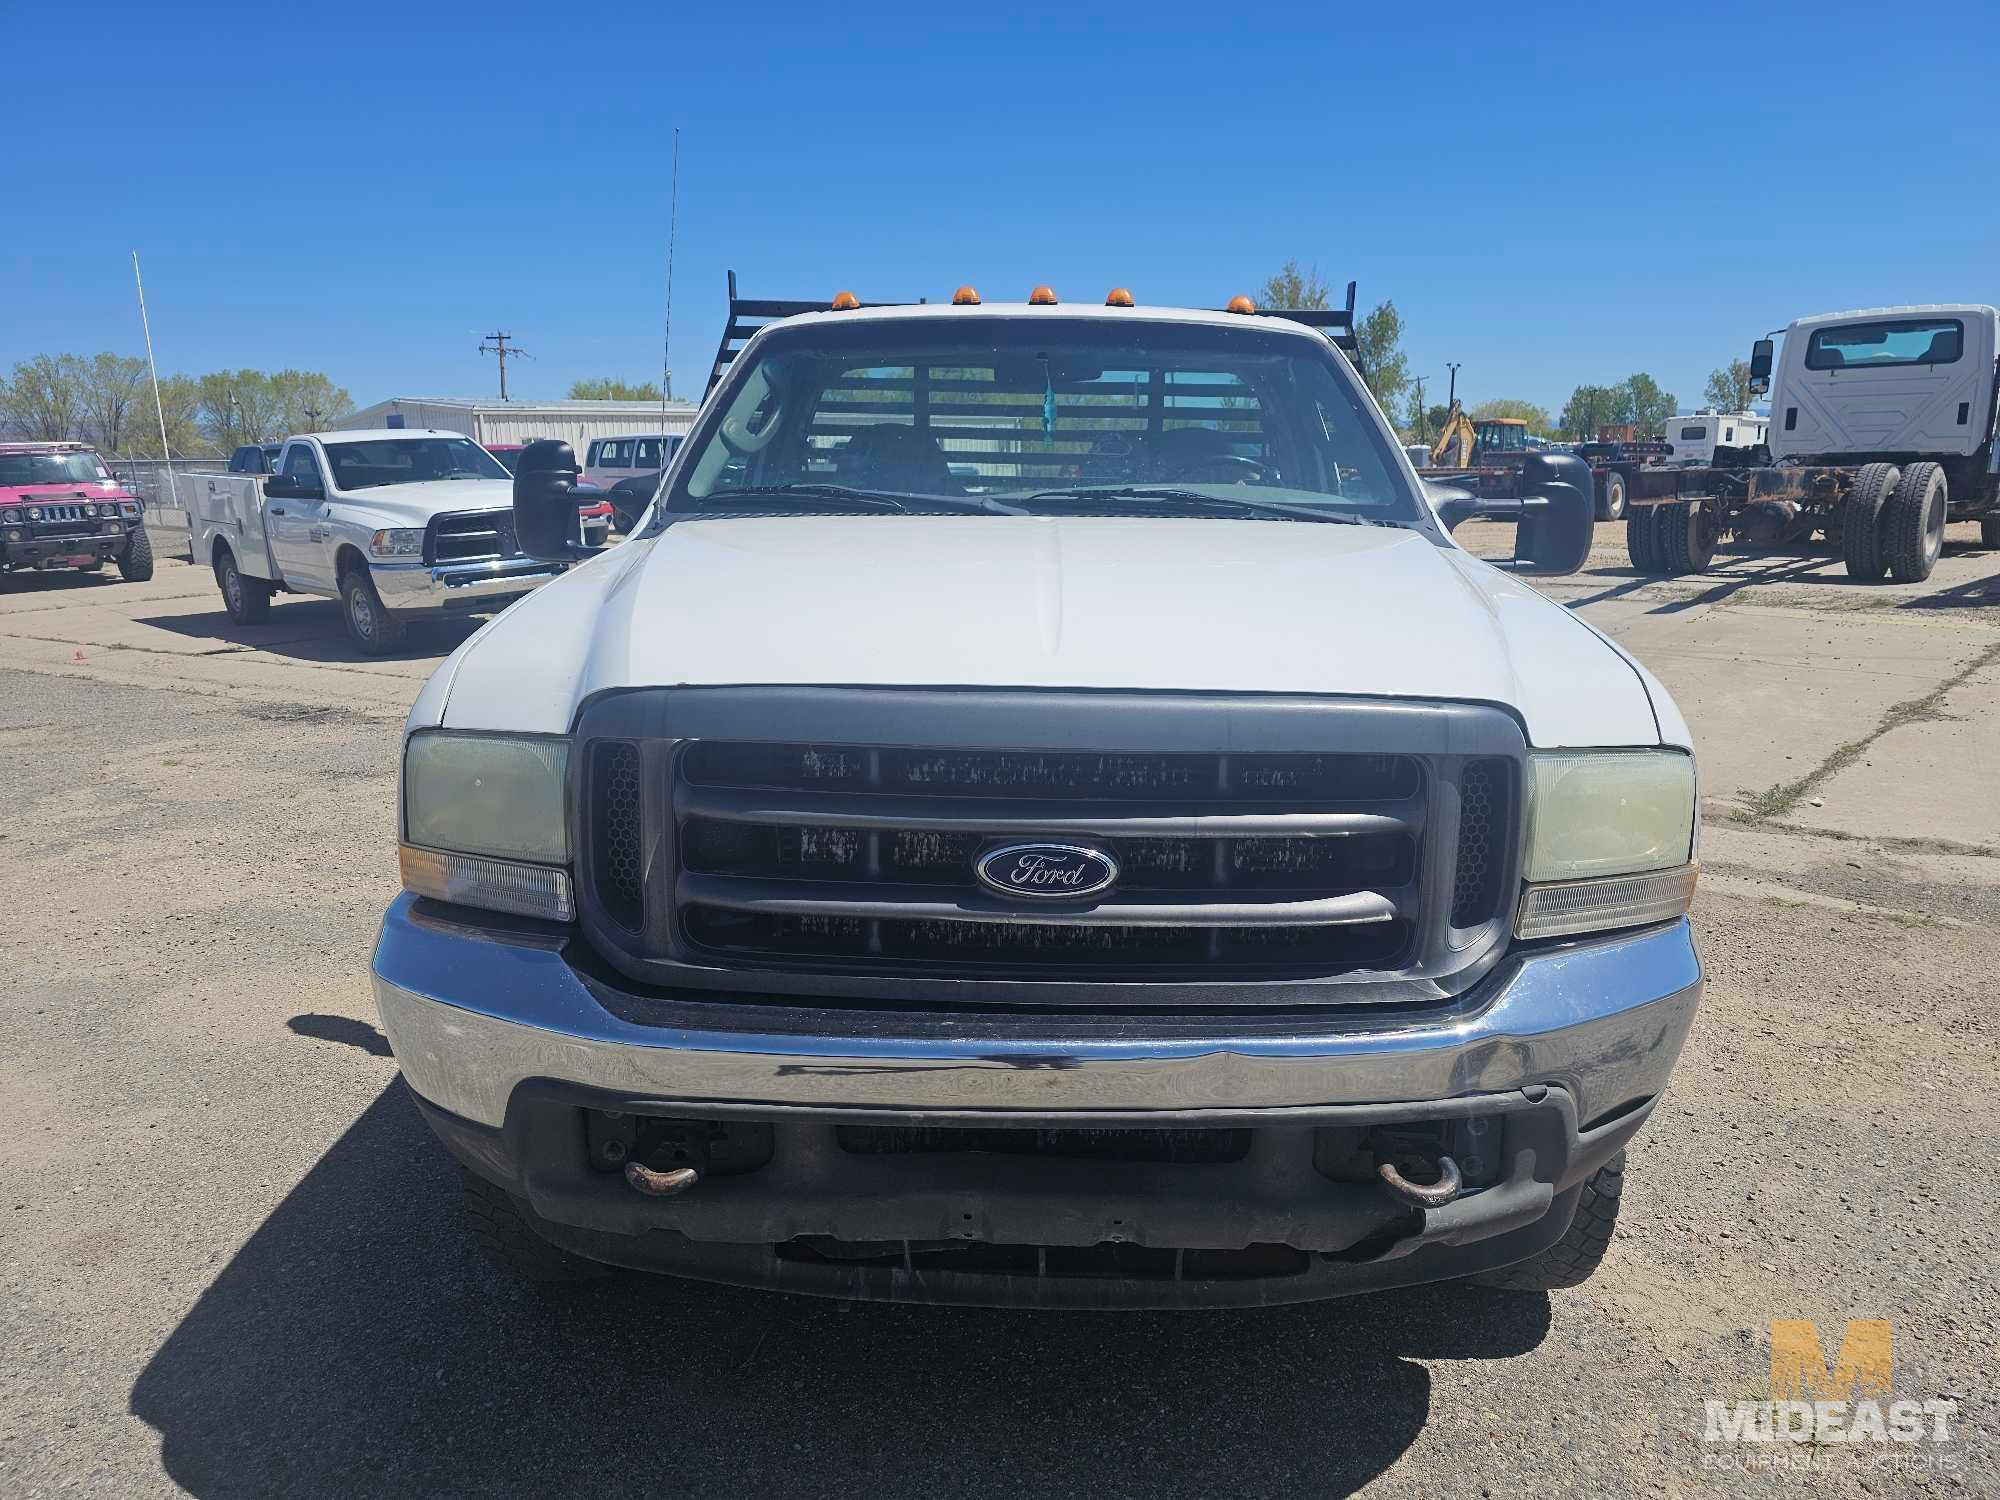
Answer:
[1840,463,1899,581]
[1474,1153,1624,1292]
[1884,462,1947,582]
[116,525,155,583]
[460,1168,608,1284]
[215,547,272,624]
[1625,504,1661,573]
[1597,470,1627,522]
[340,565,407,655]
[1654,500,1716,575]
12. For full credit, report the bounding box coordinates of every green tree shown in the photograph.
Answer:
[1703,360,1753,413]
[1402,377,1431,441]
[195,370,287,449]
[1558,383,1622,441]
[1618,373,1676,436]
[2,354,88,439]
[1355,300,1409,412]
[268,369,353,435]
[1259,259,1332,311]
[1469,398,1554,436]
[128,375,206,458]
[568,377,664,401]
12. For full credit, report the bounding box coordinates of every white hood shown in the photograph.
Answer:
[424,516,1668,748]
[333,478,514,525]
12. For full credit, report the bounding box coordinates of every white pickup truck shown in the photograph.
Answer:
[373,287,1702,1309]
[188,429,574,653]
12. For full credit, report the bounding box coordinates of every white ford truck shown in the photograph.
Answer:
[372,286,1703,1308]
[189,429,574,653]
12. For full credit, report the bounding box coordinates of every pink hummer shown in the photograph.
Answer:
[0,442,155,585]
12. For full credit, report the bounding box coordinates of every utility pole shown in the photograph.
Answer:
[479,331,530,402]
[1445,362,1461,408]
[1408,375,1428,440]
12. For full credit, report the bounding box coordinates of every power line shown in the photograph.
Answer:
[479,331,532,401]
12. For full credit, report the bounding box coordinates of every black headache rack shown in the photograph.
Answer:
[704,272,1363,397]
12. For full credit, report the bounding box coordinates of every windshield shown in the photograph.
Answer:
[0,452,111,487]
[321,437,509,489]
[1805,318,1962,370]
[668,316,1417,521]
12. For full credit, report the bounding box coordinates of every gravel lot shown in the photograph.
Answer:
[2,524,1996,1497]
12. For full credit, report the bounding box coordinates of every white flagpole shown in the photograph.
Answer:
[132,252,175,510]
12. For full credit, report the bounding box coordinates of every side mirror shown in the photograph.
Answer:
[1513,453,1595,576]
[514,439,608,562]
[264,474,297,499]
[1748,337,1774,397]
[1427,482,1482,533]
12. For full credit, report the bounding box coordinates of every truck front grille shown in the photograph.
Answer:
[574,691,1525,1006]
[425,510,520,565]
[595,740,1456,980]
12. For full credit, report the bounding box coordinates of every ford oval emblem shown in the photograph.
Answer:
[974,842,1120,901]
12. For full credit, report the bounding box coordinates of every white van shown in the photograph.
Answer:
[1665,411,1767,466]
[582,433,682,491]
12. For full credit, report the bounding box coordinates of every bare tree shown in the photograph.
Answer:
[78,353,150,455]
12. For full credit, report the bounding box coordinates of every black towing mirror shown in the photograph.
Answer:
[513,439,610,563]
[1748,337,1774,396]
[1428,453,1595,577]
[1513,452,1596,576]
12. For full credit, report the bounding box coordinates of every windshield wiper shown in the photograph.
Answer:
[694,484,1023,516]
[1011,487,1394,526]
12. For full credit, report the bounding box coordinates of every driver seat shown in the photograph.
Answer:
[833,424,956,495]
[1148,425,1236,479]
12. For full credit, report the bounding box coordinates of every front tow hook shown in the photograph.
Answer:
[624,1162,700,1197]
[1378,1155,1462,1209]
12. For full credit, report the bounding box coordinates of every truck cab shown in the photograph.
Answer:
[1750,304,2000,555]
[193,428,568,653]
[372,284,1697,1308]
[1764,306,1997,466]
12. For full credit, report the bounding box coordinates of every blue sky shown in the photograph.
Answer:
[10,0,1996,420]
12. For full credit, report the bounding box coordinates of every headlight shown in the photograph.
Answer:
[1517,750,1697,938]
[26,507,42,521]
[371,528,425,558]
[401,732,571,919]
[83,503,98,518]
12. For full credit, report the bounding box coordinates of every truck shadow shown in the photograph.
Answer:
[130,1085,1551,1499]
[129,604,482,664]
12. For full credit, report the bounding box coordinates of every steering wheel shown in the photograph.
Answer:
[1163,453,1269,485]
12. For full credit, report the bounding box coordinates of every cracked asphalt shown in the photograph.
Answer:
[1,521,1996,1497]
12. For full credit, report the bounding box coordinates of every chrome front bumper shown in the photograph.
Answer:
[371,894,1703,1130]
[370,557,564,612]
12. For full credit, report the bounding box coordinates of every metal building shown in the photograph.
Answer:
[334,396,700,452]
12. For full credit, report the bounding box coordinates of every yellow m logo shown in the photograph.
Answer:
[1770,1319,1892,1401]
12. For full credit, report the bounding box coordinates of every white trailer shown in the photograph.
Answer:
[1664,411,1767,466]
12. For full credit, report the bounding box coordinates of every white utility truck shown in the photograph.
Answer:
[371,280,1703,1309]
[188,429,572,653]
